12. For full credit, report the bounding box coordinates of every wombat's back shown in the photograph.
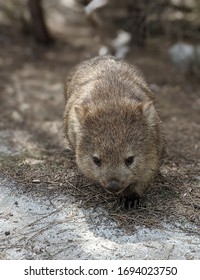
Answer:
[64,56,154,106]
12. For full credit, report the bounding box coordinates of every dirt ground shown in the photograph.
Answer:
[0,6,200,259]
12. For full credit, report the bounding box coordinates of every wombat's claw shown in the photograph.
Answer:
[120,196,141,210]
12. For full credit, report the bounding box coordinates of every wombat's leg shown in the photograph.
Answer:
[120,193,141,210]
[120,182,149,210]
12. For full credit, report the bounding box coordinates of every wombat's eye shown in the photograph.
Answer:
[125,156,134,166]
[93,156,101,167]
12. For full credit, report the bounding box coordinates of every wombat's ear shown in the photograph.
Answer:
[140,101,156,126]
[74,104,89,124]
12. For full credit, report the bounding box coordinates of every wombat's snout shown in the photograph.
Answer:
[106,180,121,194]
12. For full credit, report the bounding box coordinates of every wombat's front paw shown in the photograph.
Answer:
[120,193,141,210]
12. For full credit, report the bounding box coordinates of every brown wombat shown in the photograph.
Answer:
[63,56,164,209]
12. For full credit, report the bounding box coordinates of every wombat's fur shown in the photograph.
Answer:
[63,56,164,208]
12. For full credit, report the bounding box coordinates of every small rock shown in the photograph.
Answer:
[32,179,41,183]
[168,42,200,73]
[150,84,160,92]
[11,111,23,123]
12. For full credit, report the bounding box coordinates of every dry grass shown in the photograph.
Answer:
[1,148,200,234]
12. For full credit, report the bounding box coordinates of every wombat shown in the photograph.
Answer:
[63,56,164,209]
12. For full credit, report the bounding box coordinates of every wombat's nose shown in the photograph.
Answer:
[107,180,120,193]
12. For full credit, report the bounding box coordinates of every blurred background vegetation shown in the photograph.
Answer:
[1,0,200,75]
[0,0,200,46]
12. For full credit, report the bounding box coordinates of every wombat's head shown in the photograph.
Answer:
[73,100,159,195]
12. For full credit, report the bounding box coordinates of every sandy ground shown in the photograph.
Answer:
[1,173,200,260]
